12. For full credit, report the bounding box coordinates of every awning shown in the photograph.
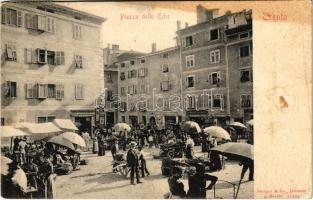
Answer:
[53,119,78,131]
[0,126,30,138]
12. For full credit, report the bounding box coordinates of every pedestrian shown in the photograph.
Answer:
[98,136,105,156]
[92,137,99,154]
[126,141,142,185]
[111,140,119,161]
[168,166,186,198]
[148,134,154,148]
[187,163,218,198]
[240,159,254,181]
[18,137,27,165]
[137,146,150,177]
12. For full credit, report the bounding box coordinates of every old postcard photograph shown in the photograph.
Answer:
[0,0,312,199]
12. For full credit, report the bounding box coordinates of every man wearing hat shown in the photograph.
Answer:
[126,141,142,185]
[187,163,218,198]
[168,166,186,198]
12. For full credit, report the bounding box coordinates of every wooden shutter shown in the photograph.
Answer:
[220,95,225,110]
[17,11,22,27]
[182,37,186,47]
[1,7,6,24]
[37,15,46,31]
[31,48,37,63]
[37,84,47,99]
[55,84,64,100]
[6,44,13,59]
[209,73,212,85]
[185,77,188,88]
[217,71,221,85]
[25,48,32,63]
[26,83,34,98]
[25,13,31,28]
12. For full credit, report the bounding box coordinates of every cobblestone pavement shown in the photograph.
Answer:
[55,146,253,199]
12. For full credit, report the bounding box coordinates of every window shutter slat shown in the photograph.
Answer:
[17,11,22,27]
[1,7,6,24]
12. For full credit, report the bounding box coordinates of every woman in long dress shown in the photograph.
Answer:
[93,137,99,154]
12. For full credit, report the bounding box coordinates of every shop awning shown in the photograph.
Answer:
[14,122,62,140]
[53,119,78,131]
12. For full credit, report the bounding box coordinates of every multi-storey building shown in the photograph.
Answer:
[176,5,252,126]
[1,2,105,133]
[116,44,183,129]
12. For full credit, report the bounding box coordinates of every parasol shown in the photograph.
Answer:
[246,119,253,126]
[60,132,86,147]
[203,126,231,140]
[113,123,131,132]
[229,122,247,129]
[46,135,75,151]
[182,121,201,133]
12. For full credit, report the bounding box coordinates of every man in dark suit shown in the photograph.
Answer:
[127,142,142,185]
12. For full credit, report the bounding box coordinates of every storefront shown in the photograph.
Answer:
[70,110,95,135]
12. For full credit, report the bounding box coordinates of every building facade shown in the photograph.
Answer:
[116,45,183,129]
[1,2,105,133]
[176,5,252,126]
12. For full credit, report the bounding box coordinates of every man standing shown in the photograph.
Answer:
[126,142,142,185]
[137,146,150,177]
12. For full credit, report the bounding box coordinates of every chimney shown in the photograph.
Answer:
[197,5,219,23]
[151,43,157,53]
[176,20,181,31]
[185,22,189,28]
[112,44,119,51]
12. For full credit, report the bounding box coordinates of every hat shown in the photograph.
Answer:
[129,141,137,146]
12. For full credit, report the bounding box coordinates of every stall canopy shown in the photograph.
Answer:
[14,122,62,140]
[53,119,78,131]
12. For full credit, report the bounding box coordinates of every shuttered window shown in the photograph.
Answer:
[37,84,48,99]
[56,84,64,100]
[74,55,83,68]
[6,81,17,98]
[5,43,17,61]
[73,23,82,39]
[26,83,38,98]
[2,7,22,27]
[75,84,84,100]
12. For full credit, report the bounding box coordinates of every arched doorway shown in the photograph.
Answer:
[149,116,156,126]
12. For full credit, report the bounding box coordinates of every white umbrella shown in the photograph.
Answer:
[60,132,86,147]
[203,126,231,140]
[229,122,247,129]
[53,119,78,131]
[246,119,253,126]
[0,126,30,138]
[1,156,13,176]
[182,121,202,133]
[113,123,131,132]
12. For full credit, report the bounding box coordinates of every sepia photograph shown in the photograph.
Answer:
[0,0,280,199]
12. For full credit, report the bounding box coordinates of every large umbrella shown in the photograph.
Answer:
[60,132,86,147]
[53,119,78,131]
[46,135,75,151]
[203,126,231,140]
[1,156,13,176]
[229,122,247,129]
[211,142,254,199]
[113,123,131,132]
[14,122,61,140]
[0,126,30,138]
[246,119,253,126]
[182,121,201,133]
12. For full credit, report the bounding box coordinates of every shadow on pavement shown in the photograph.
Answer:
[74,183,130,195]
[84,172,127,184]
[71,172,106,179]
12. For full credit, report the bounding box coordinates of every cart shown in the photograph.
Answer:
[112,153,130,178]
[159,141,186,158]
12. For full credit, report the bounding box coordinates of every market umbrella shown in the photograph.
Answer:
[14,122,62,140]
[60,132,86,147]
[229,122,247,129]
[0,126,30,138]
[182,121,201,133]
[211,142,254,198]
[113,123,131,132]
[53,119,78,131]
[246,119,253,126]
[46,135,75,151]
[1,156,13,176]
[203,126,231,141]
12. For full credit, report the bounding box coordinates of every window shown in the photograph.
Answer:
[130,60,135,65]
[37,116,55,123]
[107,90,113,101]
[128,70,137,78]
[186,55,194,68]
[37,84,48,99]
[140,85,146,94]
[47,84,56,98]
[185,36,193,47]
[73,23,82,39]
[5,43,17,61]
[186,76,195,88]
[74,55,83,68]
[187,96,196,109]
[240,69,252,83]
[240,45,250,57]
[213,94,224,109]
[2,7,22,27]
[160,81,170,91]
[210,49,220,64]
[107,73,113,83]
[55,51,65,65]
[140,59,145,64]
[25,13,56,33]
[26,83,38,99]
[239,32,249,39]
[75,84,84,100]
[37,48,47,64]
[6,81,17,98]
[121,63,125,68]
[55,84,64,100]
[210,29,219,41]
[162,64,169,73]
[138,68,148,77]
[163,53,168,58]
[121,87,126,96]
[120,72,126,80]
[209,72,221,85]
[47,51,55,65]
[120,102,127,112]
[241,94,252,108]
[128,85,136,95]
